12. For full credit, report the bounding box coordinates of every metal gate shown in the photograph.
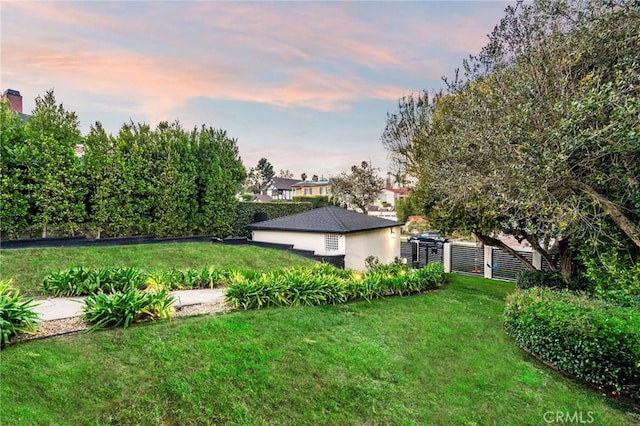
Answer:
[451,244,484,275]
[401,241,444,268]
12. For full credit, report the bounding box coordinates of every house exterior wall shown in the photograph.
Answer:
[264,184,293,200]
[251,230,345,256]
[293,186,327,196]
[344,226,401,271]
[292,182,329,197]
[252,226,400,271]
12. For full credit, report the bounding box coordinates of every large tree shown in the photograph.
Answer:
[246,157,275,193]
[24,90,87,237]
[383,0,640,276]
[329,161,384,214]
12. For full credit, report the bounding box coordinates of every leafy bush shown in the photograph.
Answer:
[42,267,145,296]
[504,288,640,403]
[82,287,175,332]
[515,269,592,292]
[0,280,39,348]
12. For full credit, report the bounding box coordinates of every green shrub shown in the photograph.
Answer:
[0,280,39,348]
[516,269,564,290]
[515,269,592,292]
[504,288,640,403]
[225,264,350,309]
[42,267,145,296]
[82,288,175,332]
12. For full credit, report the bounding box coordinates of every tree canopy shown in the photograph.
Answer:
[382,0,640,276]
[329,161,384,214]
[246,157,275,193]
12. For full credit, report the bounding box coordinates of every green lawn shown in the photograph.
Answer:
[1,274,637,425]
[0,243,317,298]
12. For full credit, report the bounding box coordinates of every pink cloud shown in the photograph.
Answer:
[2,1,507,129]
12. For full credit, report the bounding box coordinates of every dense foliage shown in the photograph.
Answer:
[0,280,39,348]
[504,288,640,403]
[1,92,246,239]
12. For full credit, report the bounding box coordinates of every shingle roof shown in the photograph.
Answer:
[248,206,402,234]
[268,177,300,191]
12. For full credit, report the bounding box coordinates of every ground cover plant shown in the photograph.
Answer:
[1,274,637,425]
[41,266,235,297]
[0,280,39,348]
[0,242,317,297]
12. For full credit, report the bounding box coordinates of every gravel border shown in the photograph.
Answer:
[13,302,235,343]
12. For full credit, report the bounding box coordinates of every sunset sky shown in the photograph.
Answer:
[1,1,511,178]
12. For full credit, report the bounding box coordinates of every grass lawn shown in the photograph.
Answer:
[0,243,317,298]
[1,274,637,425]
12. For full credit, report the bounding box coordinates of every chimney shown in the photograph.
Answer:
[2,89,23,114]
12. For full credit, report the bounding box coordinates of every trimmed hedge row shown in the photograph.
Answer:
[504,287,640,403]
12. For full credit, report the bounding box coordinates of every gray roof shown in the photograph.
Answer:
[248,206,402,234]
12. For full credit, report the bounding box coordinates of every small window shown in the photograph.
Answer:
[325,234,340,252]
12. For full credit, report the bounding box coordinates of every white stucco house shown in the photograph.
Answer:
[248,206,403,271]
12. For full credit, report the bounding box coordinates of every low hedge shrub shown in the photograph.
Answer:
[225,262,446,310]
[504,287,640,403]
[0,280,39,348]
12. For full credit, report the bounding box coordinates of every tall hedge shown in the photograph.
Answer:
[0,91,246,239]
[233,202,313,237]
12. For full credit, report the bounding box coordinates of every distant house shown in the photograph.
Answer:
[292,178,330,197]
[248,206,402,271]
[376,187,410,210]
[261,177,299,201]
